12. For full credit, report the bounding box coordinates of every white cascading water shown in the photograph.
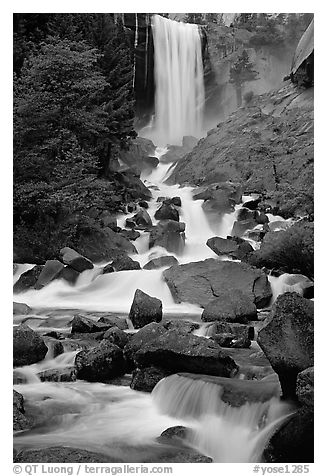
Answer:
[150,15,205,145]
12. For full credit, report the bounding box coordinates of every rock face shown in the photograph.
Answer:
[129,289,163,329]
[35,259,64,289]
[130,366,171,392]
[149,220,185,254]
[163,259,272,308]
[13,389,30,431]
[257,292,314,399]
[59,247,94,272]
[201,289,258,323]
[143,255,179,270]
[133,329,238,378]
[75,341,127,382]
[13,265,43,293]
[296,367,314,407]
[13,324,48,367]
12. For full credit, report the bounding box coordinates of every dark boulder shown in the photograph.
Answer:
[149,220,185,254]
[103,327,128,349]
[102,264,115,274]
[138,200,149,209]
[13,265,43,293]
[263,407,313,463]
[296,367,314,407]
[59,247,93,272]
[130,366,171,392]
[98,316,128,331]
[202,289,258,323]
[154,203,179,222]
[243,197,262,210]
[57,266,80,284]
[75,341,127,382]
[117,171,152,201]
[99,211,117,229]
[34,259,64,289]
[238,208,256,222]
[111,255,141,271]
[163,259,272,308]
[257,292,314,399]
[255,211,269,225]
[129,289,162,329]
[157,425,190,444]
[119,229,141,241]
[133,208,152,227]
[14,447,115,463]
[13,302,31,315]
[134,329,238,377]
[38,367,77,382]
[231,219,257,238]
[171,196,182,207]
[143,255,179,270]
[71,315,111,334]
[125,217,136,228]
[124,322,167,365]
[13,324,48,367]
[211,333,251,349]
[13,389,30,431]
[206,236,253,260]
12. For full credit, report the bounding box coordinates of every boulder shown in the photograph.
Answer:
[59,247,93,272]
[99,211,117,229]
[13,265,43,293]
[171,196,182,207]
[57,266,80,284]
[14,447,115,463]
[163,259,272,308]
[143,255,179,270]
[13,302,31,315]
[130,366,172,392]
[209,321,255,340]
[34,259,64,289]
[120,229,141,241]
[211,333,251,349]
[263,407,313,463]
[281,274,314,299]
[150,220,185,254]
[124,323,167,365]
[13,324,48,367]
[201,289,258,323]
[157,425,190,444]
[243,197,261,210]
[38,367,77,382]
[138,200,149,209]
[268,221,292,232]
[238,208,256,221]
[257,292,314,399]
[98,316,128,331]
[206,236,253,260]
[255,211,269,225]
[231,219,257,238]
[202,192,234,215]
[154,203,179,222]
[75,341,127,382]
[13,389,30,431]
[133,209,152,227]
[117,171,152,201]
[111,255,141,271]
[193,182,242,205]
[71,315,111,334]
[134,329,238,377]
[296,367,314,407]
[103,327,128,349]
[102,264,115,274]
[129,289,162,329]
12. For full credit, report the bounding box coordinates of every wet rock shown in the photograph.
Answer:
[282,274,314,299]
[171,196,182,207]
[13,324,48,367]
[111,255,141,271]
[134,329,238,377]
[263,407,313,463]
[143,255,179,270]
[202,192,235,215]
[193,182,242,205]
[157,425,190,444]
[125,217,136,228]
[13,302,31,315]
[296,367,314,407]
[150,220,185,254]
[257,292,314,399]
[163,259,272,308]
[268,220,292,232]
[154,203,179,222]
[37,366,77,382]
[207,236,254,260]
[44,338,64,358]
[75,341,127,382]
[102,264,115,274]
[130,366,171,392]
[57,265,80,284]
[129,289,162,329]
[238,208,256,222]
[13,265,43,293]
[230,336,252,348]
[13,389,30,431]
[117,171,152,201]
[231,218,257,238]
[14,447,115,463]
[202,289,258,324]
[71,315,111,334]
[35,259,64,289]
[138,200,149,209]
[255,211,269,225]
[59,247,93,272]
[162,319,199,334]
[124,323,167,365]
[209,321,255,340]
[103,327,128,349]
[99,211,117,229]
[98,316,128,331]
[133,208,152,227]
[243,197,262,210]
[119,229,141,241]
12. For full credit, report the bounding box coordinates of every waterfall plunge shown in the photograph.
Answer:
[151,15,205,146]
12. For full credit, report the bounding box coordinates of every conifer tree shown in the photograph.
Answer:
[229,50,258,107]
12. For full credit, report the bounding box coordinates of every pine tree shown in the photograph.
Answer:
[229,50,258,107]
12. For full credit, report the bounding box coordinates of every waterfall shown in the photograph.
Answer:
[152,374,294,463]
[132,13,138,89]
[151,15,205,145]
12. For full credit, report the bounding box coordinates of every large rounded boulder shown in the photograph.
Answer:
[59,247,94,272]
[201,289,257,323]
[257,292,314,399]
[13,324,48,367]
